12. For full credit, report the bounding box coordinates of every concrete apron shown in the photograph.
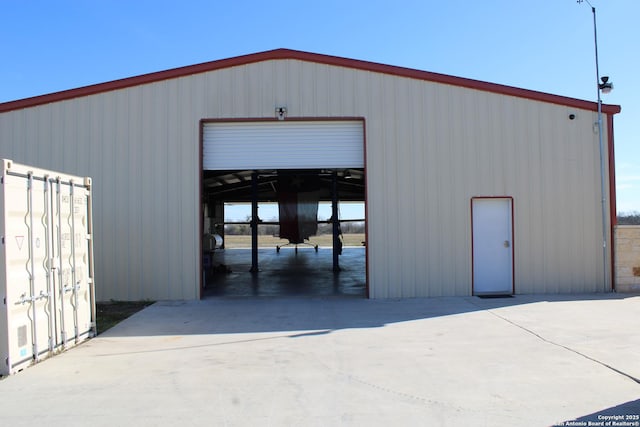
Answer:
[1,294,639,427]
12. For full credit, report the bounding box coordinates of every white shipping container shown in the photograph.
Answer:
[0,159,95,375]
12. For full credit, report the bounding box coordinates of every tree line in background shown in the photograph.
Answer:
[222,213,640,233]
[618,212,640,225]
[224,217,365,235]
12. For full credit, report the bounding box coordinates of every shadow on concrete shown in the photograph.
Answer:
[554,399,640,426]
[101,292,637,338]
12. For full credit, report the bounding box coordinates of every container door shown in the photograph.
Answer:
[53,179,93,349]
[3,173,56,373]
[472,198,514,295]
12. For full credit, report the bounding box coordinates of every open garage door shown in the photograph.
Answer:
[201,119,366,298]
[203,120,364,170]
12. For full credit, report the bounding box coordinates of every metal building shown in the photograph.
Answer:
[0,49,621,300]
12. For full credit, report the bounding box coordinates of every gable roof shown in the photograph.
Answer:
[0,48,621,114]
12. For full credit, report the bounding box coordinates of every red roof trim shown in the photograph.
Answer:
[0,48,622,115]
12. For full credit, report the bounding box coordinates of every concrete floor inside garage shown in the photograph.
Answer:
[203,246,366,297]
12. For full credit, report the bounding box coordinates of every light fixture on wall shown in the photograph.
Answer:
[276,107,287,120]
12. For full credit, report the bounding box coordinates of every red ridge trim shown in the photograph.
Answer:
[0,48,622,115]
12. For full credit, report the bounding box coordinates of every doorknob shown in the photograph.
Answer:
[504,240,510,248]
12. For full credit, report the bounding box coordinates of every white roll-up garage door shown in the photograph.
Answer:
[203,120,364,170]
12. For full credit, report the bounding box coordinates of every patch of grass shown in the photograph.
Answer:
[96,300,154,334]
[223,233,366,248]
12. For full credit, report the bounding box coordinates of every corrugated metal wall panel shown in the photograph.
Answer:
[0,81,202,301]
[0,58,612,300]
[360,70,610,298]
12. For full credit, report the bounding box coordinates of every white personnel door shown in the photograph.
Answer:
[472,198,514,295]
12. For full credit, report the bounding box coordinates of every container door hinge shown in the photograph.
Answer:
[1,236,4,244]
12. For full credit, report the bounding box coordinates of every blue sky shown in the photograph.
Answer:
[2,0,638,213]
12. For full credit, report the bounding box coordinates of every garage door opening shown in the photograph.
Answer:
[200,120,366,298]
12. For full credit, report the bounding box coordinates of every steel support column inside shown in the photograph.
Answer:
[250,171,259,273]
[332,171,340,272]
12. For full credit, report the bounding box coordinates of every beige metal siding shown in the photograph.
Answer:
[362,75,610,297]
[0,58,612,299]
[0,85,201,301]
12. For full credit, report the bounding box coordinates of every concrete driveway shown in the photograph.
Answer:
[1,294,639,426]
